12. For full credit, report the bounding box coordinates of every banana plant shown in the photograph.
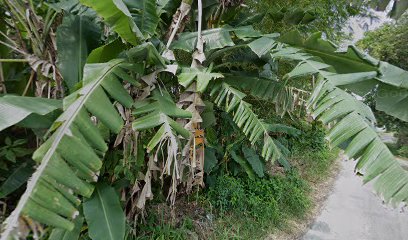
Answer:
[1,0,408,239]
[0,59,141,239]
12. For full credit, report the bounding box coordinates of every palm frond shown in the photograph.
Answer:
[125,0,161,39]
[265,38,408,205]
[0,96,61,132]
[309,76,408,205]
[178,67,224,93]
[171,26,262,52]
[80,0,144,45]
[0,59,139,239]
[223,74,308,115]
[276,31,408,122]
[132,89,191,206]
[210,82,283,162]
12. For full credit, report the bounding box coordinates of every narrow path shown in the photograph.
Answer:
[303,159,408,240]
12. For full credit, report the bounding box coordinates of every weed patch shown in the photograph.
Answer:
[208,171,310,238]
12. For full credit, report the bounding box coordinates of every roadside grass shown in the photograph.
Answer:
[129,210,194,240]
[208,171,311,239]
[131,122,339,239]
[292,147,339,183]
[289,121,340,183]
[386,143,408,160]
[207,121,340,238]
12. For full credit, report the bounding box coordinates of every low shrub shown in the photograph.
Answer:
[290,121,339,182]
[131,211,193,240]
[398,145,408,159]
[208,171,310,224]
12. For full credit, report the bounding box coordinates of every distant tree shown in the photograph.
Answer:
[359,15,408,154]
[246,0,363,40]
[358,14,408,70]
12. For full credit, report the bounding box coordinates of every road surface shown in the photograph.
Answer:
[303,159,408,240]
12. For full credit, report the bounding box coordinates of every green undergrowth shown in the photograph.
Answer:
[387,142,408,159]
[398,146,408,159]
[290,122,339,182]
[133,121,339,239]
[132,172,311,240]
[131,214,193,240]
[208,171,310,239]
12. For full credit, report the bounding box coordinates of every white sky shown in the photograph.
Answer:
[342,0,395,45]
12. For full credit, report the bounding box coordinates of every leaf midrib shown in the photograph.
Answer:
[222,83,282,161]
[78,15,83,85]
[303,48,377,73]
[97,187,115,240]
[0,60,123,239]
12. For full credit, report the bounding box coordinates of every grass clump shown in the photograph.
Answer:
[398,146,408,159]
[208,171,310,238]
[127,121,338,239]
[130,211,194,240]
[290,121,339,182]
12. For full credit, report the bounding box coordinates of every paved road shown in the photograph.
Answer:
[303,159,408,240]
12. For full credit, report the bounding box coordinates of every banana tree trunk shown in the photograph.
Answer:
[179,0,206,191]
[165,0,193,48]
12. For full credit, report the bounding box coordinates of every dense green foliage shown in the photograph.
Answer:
[358,15,408,70]
[131,123,335,239]
[290,122,339,181]
[208,172,309,222]
[134,217,193,240]
[1,0,408,239]
[358,14,408,158]
[128,96,334,239]
[247,0,363,40]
